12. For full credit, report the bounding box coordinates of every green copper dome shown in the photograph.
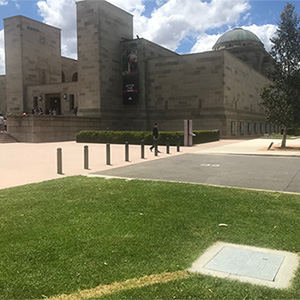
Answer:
[213,28,262,49]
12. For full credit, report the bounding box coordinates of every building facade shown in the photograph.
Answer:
[0,0,276,142]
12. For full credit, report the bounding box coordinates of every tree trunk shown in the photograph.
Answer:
[281,127,287,148]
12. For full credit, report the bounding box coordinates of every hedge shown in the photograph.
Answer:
[76,130,220,145]
[287,128,300,136]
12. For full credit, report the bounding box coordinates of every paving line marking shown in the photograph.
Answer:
[43,270,189,300]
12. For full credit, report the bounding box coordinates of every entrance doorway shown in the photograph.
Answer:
[45,94,61,115]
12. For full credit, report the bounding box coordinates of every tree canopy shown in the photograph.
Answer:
[261,2,300,147]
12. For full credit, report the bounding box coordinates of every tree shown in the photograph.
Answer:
[261,2,300,148]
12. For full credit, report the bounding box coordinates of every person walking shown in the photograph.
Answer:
[3,118,7,132]
[149,123,160,153]
[0,114,4,132]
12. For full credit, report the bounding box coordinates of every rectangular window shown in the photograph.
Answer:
[33,97,38,108]
[260,123,263,134]
[231,121,236,135]
[240,122,244,135]
[40,70,46,84]
[254,123,258,134]
[69,94,75,110]
[248,122,252,134]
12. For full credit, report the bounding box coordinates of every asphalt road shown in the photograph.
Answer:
[92,153,300,194]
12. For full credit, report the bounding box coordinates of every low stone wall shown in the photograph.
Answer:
[7,116,106,142]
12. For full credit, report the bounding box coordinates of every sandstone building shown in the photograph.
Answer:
[0,0,277,142]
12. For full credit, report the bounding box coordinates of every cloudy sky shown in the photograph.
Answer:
[0,0,299,75]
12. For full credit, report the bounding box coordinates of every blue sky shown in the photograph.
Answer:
[0,0,300,74]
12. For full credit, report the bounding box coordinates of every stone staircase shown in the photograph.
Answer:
[0,132,19,143]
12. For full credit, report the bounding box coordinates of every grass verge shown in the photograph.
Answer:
[0,176,300,299]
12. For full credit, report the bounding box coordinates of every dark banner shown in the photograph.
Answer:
[122,42,138,105]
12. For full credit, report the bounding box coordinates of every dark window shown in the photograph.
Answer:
[240,122,244,135]
[72,72,78,82]
[69,94,75,110]
[33,97,38,108]
[260,123,263,134]
[231,121,236,135]
[40,70,46,84]
[62,71,65,83]
[248,122,252,134]
[254,123,258,134]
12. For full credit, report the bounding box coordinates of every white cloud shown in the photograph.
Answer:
[35,0,145,59]
[1,0,276,73]
[191,33,223,53]
[242,24,277,51]
[35,0,254,57]
[0,30,5,75]
[37,0,78,58]
[133,0,251,51]
[191,24,278,54]
[107,0,145,15]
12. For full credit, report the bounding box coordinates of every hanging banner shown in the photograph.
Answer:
[122,42,139,105]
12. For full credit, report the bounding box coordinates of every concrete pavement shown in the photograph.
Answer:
[0,141,200,189]
[92,153,300,193]
[194,138,300,156]
[0,137,299,190]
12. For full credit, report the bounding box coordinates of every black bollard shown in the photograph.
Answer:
[57,148,63,174]
[84,145,89,169]
[268,142,274,150]
[177,136,180,152]
[125,141,129,162]
[166,138,170,154]
[106,143,111,165]
[141,140,145,159]
[155,139,158,156]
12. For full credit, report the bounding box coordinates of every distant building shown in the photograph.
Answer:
[0,0,277,142]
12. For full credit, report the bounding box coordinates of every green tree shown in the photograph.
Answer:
[261,2,300,148]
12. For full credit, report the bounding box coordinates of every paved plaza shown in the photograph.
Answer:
[1,138,300,191]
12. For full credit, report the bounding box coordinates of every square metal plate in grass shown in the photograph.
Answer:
[204,246,284,281]
[189,242,299,289]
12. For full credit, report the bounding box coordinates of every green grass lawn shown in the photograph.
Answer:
[261,134,295,139]
[0,176,300,299]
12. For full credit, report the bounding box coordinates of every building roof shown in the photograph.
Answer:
[213,28,262,49]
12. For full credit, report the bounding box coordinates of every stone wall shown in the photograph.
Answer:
[145,51,226,132]
[76,0,133,117]
[7,115,106,142]
[26,82,79,115]
[116,38,178,130]
[61,57,78,83]
[0,75,6,114]
[223,50,270,137]
[4,16,61,114]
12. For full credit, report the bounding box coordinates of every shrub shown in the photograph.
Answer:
[287,128,300,136]
[76,130,220,145]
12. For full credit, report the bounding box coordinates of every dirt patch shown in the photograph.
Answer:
[43,270,189,300]
[260,145,300,152]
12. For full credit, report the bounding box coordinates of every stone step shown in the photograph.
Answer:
[0,132,19,143]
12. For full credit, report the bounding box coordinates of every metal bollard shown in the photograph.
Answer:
[177,137,180,152]
[84,145,89,169]
[141,140,145,159]
[155,139,158,156]
[125,141,129,162]
[57,148,63,174]
[268,142,274,150]
[106,143,111,165]
[166,138,170,154]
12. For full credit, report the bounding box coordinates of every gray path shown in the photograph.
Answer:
[92,153,300,193]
